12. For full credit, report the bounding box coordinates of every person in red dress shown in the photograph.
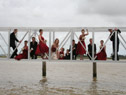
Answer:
[51,38,59,60]
[35,29,49,59]
[15,41,28,60]
[76,29,89,60]
[96,40,107,60]
[59,48,64,60]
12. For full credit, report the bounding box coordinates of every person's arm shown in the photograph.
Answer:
[117,29,121,33]
[13,33,19,42]
[84,29,89,36]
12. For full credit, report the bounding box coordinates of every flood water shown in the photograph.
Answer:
[0,60,126,95]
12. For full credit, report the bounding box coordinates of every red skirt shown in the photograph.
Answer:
[35,42,49,55]
[15,51,28,60]
[76,41,86,55]
[97,51,107,60]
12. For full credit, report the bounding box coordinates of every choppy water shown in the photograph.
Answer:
[0,60,126,95]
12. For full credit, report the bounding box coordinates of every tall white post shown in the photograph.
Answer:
[8,29,11,59]
[92,31,95,61]
[49,31,51,60]
[115,30,117,61]
[70,30,74,60]
[28,30,31,60]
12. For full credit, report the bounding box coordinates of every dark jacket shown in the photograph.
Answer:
[30,41,38,52]
[110,29,121,42]
[65,53,70,60]
[69,44,77,55]
[88,44,96,54]
[10,32,19,47]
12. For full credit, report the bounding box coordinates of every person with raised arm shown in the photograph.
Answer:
[76,29,89,60]
[108,28,121,60]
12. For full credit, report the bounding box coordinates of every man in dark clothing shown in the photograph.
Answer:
[10,29,21,58]
[87,38,96,60]
[30,37,38,59]
[108,28,121,60]
[69,40,77,60]
[64,49,70,60]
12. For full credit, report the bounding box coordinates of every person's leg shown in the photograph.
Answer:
[117,42,120,60]
[112,42,115,60]
[30,51,34,59]
[80,55,83,60]
[10,45,17,58]
[75,54,77,60]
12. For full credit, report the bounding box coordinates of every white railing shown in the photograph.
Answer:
[0,27,126,63]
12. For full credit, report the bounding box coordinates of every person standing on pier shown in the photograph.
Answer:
[10,29,22,58]
[96,40,107,60]
[76,29,89,60]
[30,37,38,59]
[69,40,77,60]
[87,38,96,60]
[108,28,121,60]
[35,29,49,59]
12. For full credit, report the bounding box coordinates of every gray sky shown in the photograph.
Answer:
[0,0,126,57]
[0,0,126,27]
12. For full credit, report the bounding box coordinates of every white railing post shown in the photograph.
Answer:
[8,29,11,59]
[92,31,95,61]
[53,31,55,42]
[49,31,51,60]
[28,29,31,60]
[115,30,117,61]
[70,30,74,60]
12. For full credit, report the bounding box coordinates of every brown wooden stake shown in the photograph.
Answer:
[93,62,97,81]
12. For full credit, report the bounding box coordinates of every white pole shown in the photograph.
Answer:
[115,31,117,61]
[28,30,31,60]
[8,29,11,59]
[70,30,74,60]
[92,31,94,61]
[49,31,51,60]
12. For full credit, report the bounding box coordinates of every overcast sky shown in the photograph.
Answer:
[0,0,126,27]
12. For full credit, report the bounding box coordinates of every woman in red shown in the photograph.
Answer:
[76,29,89,60]
[59,48,64,60]
[96,40,107,60]
[15,41,28,60]
[51,38,59,60]
[35,29,49,58]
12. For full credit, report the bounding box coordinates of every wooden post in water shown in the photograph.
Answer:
[42,61,46,78]
[93,62,97,81]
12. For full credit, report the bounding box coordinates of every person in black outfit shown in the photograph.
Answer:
[87,38,96,60]
[10,29,21,58]
[30,37,38,59]
[108,28,121,60]
[64,49,70,60]
[69,40,77,60]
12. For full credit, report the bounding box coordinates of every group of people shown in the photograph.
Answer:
[10,28,121,61]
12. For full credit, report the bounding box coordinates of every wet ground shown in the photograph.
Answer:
[0,60,126,95]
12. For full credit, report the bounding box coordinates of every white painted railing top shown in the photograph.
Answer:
[0,27,126,32]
